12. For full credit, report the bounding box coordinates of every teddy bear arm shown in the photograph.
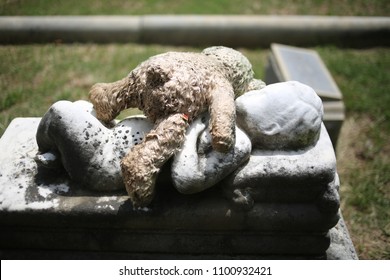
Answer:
[89,77,132,123]
[121,113,189,208]
[208,81,236,153]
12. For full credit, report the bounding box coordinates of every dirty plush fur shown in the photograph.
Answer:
[89,46,259,207]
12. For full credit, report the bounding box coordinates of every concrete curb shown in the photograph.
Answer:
[1,15,389,47]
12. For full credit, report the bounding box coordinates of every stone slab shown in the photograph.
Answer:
[0,227,330,256]
[0,118,345,257]
[0,214,355,259]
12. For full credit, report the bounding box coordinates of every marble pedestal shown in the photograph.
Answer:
[0,118,357,259]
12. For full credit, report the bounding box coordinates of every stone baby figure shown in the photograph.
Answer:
[89,46,261,207]
[35,101,252,196]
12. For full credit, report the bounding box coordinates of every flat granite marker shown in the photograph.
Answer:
[0,117,357,259]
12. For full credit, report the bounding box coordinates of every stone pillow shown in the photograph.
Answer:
[236,81,324,150]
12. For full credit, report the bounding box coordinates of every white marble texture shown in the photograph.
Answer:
[171,114,251,194]
[236,81,324,150]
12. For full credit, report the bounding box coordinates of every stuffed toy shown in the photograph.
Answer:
[89,46,262,207]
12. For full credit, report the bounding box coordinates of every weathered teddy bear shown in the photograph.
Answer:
[89,46,262,207]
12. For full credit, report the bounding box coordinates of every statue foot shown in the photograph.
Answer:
[34,151,62,169]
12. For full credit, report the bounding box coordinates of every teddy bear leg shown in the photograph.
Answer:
[209,82,236,153]
[121,113,189,208]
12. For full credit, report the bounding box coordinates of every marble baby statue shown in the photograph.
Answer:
[35,99,253,195]
[87,46,264,207]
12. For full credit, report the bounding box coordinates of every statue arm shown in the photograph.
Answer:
[171,117,207,194]
[172,115,252,195]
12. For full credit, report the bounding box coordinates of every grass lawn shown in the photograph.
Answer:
[1,0,389,16]
[0,0,389,259]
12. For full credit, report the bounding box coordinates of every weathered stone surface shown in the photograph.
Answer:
[326,213,358,260]
[0,215,357,259]
[236,81,323,150]
[222,124,337,209]
[0,226,330,256]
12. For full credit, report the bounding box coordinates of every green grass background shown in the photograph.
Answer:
[0,0,389,259]
[1,0,389,16]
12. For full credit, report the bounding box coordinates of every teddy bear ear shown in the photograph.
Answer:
[146,66,170,88]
